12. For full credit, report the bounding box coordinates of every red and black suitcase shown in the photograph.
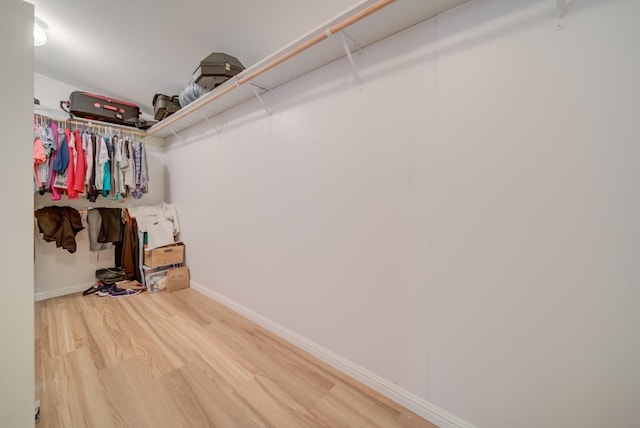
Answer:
[61,91,140,127]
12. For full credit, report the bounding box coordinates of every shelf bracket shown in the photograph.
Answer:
[249,83,271,117]
[168,126,186,145]
[199,111,211,123]
[342,30,363,54]
[556,0,567,30]
[340,32,362,86]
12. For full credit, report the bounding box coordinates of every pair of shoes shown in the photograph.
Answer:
[108,288,142,298]
[83,280,112,296]
[82,283,100,296]
[96,283,116,297]
[96,284,142,298]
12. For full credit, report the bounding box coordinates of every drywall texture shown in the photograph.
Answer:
[163,0,640,427]
[0,2,35,427]
[33,74,166,299]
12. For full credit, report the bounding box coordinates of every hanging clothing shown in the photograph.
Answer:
[51,128,69,175]
[48,123,63,201]
[73,130,86,195]
[53,129,69,199]
[87,134,99,202]
[83,132,93,189]
[38,126,54,193]
[108,137,117,199]
[97,208,123,243]
[121,213,140,281]
[122,139,135,189]
[140,141,149,195]
[34,206,84,253]
[33,137,46,189]
[114,137,124,201]
[66,130,78,199]
[87,209,112,252]
[127,203,181,250]
[96,136,108,191]
[32,114,150,201]
[131,142,143,199]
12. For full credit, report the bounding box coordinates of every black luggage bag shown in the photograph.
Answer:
[152,94,181,121]
[61,91,141,127]
[193,52,245,91]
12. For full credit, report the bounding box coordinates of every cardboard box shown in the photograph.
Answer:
[143,242,184,268]
[166,266,190,292]
[144,265,190,293]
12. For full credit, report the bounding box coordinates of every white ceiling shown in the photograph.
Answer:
[28,0,361,116]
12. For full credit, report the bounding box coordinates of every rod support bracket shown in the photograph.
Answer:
[340,32,362,86]
[250,83,271,117]
[199,111,211,123]
[168,126,186,145]
[556,0,567,30]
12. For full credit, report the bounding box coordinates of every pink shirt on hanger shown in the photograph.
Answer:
[65,129,78,199]
[73,130,86,194]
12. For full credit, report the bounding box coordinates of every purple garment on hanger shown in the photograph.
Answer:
[131,142,143,199]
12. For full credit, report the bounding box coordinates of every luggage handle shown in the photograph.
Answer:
[153,93,180,105]
[77,91,138,108]
[59,100,75,121]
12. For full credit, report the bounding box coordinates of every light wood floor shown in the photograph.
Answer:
[35,288,437,428]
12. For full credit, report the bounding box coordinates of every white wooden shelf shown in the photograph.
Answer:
[146,0,468,139]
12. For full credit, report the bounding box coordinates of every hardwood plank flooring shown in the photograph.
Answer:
[35,288,437,428]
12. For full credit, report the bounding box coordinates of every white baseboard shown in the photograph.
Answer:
[35,282,93,302]
[189,280,476,428]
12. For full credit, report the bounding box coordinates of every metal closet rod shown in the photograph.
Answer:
[35,114,147,137]
[146,0,396,136]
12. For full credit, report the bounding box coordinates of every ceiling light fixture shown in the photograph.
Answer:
[34,17,48,47]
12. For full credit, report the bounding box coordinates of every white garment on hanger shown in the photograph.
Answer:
[127,203,181,250]
[83,133,93,186]
[96,136,109,190]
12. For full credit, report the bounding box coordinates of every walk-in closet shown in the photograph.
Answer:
[2,0,640,427]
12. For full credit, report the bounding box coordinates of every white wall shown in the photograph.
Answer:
[163,1,640,427]
[35,72,84,112]
[0,2,35,427]
[33,73,166,299]
[428,1,640,426]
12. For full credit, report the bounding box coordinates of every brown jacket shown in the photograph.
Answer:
[34,206,84,253]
